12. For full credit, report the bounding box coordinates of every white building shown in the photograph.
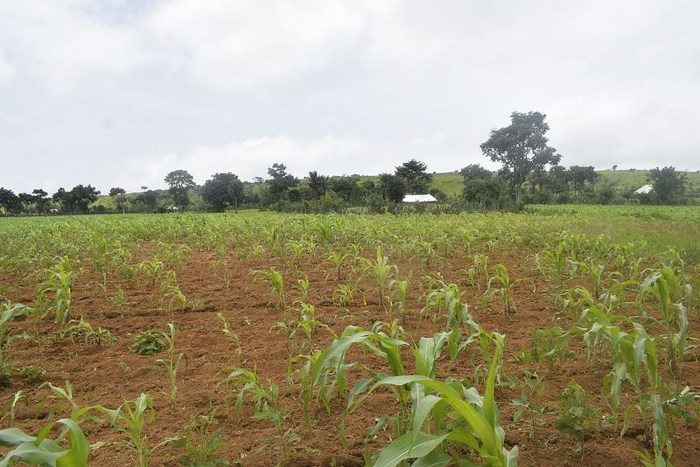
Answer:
[634,184,654,194]
[402,194,438,203]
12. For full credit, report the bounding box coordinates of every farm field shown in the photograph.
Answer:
[0,208,699,466]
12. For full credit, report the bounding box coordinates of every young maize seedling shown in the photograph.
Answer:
[325,249,351,281]
[250,267,285,309]
[111,393,173,467]
[155,323,187,409]
[489,263,518,315]
[361,245,398,313]
[368,333,518,467]
[638,267,689,375]
[216,312,242,364]
[0,302,36,386]
[38,256,75,327]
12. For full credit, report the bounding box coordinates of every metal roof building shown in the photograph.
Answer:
[634,184,654,194]
[402,194,438,203]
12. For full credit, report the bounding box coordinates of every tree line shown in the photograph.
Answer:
[0,111,693,215]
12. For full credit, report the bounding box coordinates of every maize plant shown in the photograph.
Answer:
[389,279,409,325]
[325,249,351,281]
[0,302,35,386]
[107,393,172,467]
[422,281,467,329]
[361,245,399,313]
[572,309,675,466]
[489,264,517,315]
[368,333,518,467]
[638,267,689,374]
[0,418,90,466]
[39,256,75,327]
[155,323,187,409]
[250,267,285,309]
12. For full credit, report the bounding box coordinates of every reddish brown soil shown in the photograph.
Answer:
[1,245,699,466]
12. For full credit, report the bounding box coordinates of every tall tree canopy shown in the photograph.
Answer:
[267,163,298,200]
[648,166,686,204]
[568,166,598,194]
[0,188,20,214]
[164,169,196,210]
[307,171,329,200]
[201,172,244,211]
[378,173,406,203]
[481,111,561,205]
[395,159,432,193]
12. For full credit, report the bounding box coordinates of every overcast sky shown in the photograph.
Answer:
[1,0,699,194]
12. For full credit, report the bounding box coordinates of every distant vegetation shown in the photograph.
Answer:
[2,111,699,215]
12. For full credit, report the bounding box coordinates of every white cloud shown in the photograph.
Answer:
[143,0,367,90]
[0,53,14,85]
[133,135,368,190]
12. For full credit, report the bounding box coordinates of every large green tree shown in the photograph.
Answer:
[481,111,561,205]
[201,172,244,212]
[648,166,686,204]
[378,173,406,203]
[31,189,50,213]
[568,166,598,195]
[68,185,100,213]
[164,169,196,210]
[0,188,20,214]
[395,159,432,193]
[109,187,130,214]
[307,171,329,200]
[267,163,298,201]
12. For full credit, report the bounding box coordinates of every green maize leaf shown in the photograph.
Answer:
[0,440,66,467]
[410,449,452,467]
[412,395,442,445]
[56,418,89,467]
[0,428,35,447]
[373,431,448,467]
[347,378,373,409]
[503,445,518,467]
[445,427,479,451]
[482,333,504,429]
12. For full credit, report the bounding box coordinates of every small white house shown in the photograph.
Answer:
[634,184,654,195]
[402,194,437,203]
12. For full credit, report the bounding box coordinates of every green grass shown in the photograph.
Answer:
[597,169,700,195]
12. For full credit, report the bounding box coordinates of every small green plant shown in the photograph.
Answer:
[220,367,296,464]
[155,323,187,409]
[111,393,172,467]
[0,302,35,386]
[332,284,356,309]
[216,313,242,364]
[111,284,128,308]
[38,256,75,327]
[132,330,167,355]
[160,270,187,311]
[361,245,398,313]
[0,390,26,426]
[554,380,600,457]
[14,365,46,384]
[251,267,285,309]
[489,263,518,315]
[61,319,116,346]
[511,370,548,439]
[174,412,230,467]
[529,326,573,365]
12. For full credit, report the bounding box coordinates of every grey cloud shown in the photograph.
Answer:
[0,0,698,194]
